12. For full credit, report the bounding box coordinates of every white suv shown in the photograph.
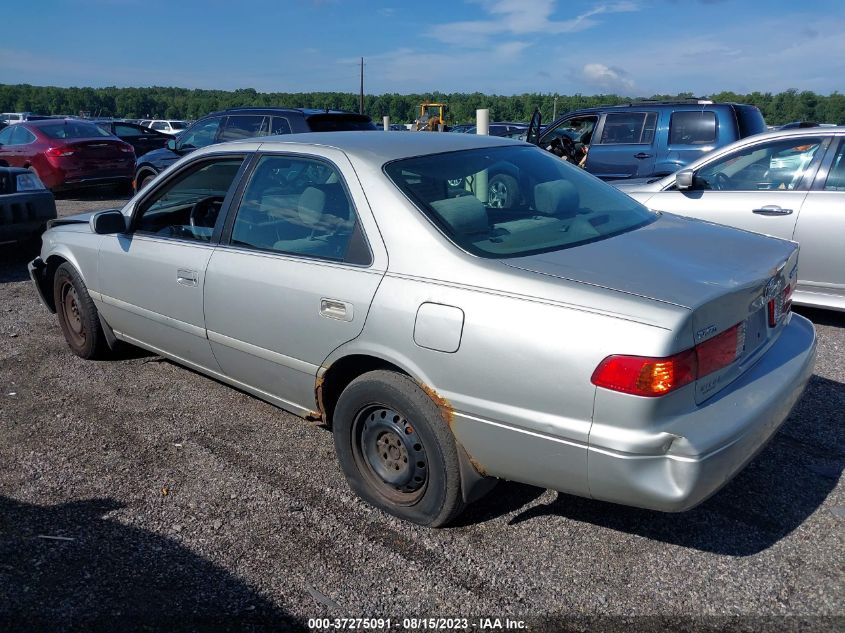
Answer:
[147,119,188,135]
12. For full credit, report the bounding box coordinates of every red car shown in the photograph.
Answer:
[0,119,135,191]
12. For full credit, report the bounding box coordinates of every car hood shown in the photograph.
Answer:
[502,213,797,310]
[47,211,97,228]
[135,146,179,167]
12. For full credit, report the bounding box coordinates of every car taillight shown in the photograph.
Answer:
[46,146,74,157]
[768,284,794,327]
[592,322,745,397]
[119,143,134,153]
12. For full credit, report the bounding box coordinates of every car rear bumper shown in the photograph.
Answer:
[0,191,57,243]
[587,313,817,511]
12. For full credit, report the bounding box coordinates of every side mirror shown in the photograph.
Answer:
[90,209,127,235]
[675,169,695,190]
[166,138,177,151]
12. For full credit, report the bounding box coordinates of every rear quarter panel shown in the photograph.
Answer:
[329,273,687,496]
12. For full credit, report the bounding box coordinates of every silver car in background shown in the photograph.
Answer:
[29,132,816,526]
[615,127,845,312]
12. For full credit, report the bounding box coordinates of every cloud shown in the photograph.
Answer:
[561,17,845,96]
[580,63,635,91]
[428,0,639,47]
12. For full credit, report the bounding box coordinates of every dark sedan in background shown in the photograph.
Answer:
[133,107,376,190]
[93,120,170,157]
[0,119,135,192]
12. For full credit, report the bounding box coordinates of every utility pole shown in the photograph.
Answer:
[553,95,558,121]
[359,57,364,115]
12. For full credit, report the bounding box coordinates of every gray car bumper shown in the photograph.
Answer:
[587,313,817,512]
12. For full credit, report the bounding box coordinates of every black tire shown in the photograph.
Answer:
[488,173,519,209]
[333,370,465,527]
[53,262,109,360]
[136,170,156,192]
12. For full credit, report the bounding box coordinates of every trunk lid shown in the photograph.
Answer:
[66,139,131,160]
[504,212,799,402]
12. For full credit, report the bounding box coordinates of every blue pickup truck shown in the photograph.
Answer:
[533,99,766,179]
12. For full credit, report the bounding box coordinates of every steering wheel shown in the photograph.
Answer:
[546,136,578,162]
[712,172,731,191]
[189,195,220,228]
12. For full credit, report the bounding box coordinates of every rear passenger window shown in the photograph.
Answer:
[115,124,142,137]
[670,111,716,145]
[598,112,657,144]
[229,155,369,264]
[270,117,292,135]
[218,115,267,142]
[824,142,845,191]
[10,126,36,144]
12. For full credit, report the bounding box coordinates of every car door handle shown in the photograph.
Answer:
[320,298,354,322]
[752,205,793,216]
[634,152,652,159]
[176,269,198,287]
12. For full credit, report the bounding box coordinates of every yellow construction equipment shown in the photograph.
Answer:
[415,102,448,131]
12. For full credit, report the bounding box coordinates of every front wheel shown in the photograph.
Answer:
[333,370,465,527]
[53,263,109,359]
[488,174,519,209]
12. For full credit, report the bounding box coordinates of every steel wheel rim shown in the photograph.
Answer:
[61,281,86,347]
[488,180,507,208]
[352,405,428,505]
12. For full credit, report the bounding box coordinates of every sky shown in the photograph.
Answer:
[2,0,844,96]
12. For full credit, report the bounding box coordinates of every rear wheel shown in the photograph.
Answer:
[53,263,109,359]
[333,370,465,527]
[136,171,156,191]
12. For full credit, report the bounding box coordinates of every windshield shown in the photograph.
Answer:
[384,145,656,258]
[39,121,112,139]
[170,121,188,129]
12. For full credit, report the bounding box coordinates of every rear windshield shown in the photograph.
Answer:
[734,105,767,138]
[39,121,112,139]
[306,114,376,132]
[385,145,656,259]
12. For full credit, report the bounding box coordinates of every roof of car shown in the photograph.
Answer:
[221,130,524,163]
[22,118,101,128]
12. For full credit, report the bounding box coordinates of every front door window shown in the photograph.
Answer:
[133,157,245,242]
[695,137,824,191]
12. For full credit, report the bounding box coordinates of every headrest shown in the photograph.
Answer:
[297,186,327,227]
[430,195,489,236]
[534,180,580,217]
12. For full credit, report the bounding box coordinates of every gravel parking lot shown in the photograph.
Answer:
[1,193,843,631]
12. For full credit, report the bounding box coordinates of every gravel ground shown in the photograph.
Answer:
[0,193,843,632]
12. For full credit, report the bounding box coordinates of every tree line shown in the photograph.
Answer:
[2,84,844,126]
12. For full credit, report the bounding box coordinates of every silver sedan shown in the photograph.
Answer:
[29,132,816,526]
[615,127,845,312]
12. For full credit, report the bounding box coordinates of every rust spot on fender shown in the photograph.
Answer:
[418,381,489,478]
[467,455,487,477]
[308,373,327,423]
[418,381,454,428]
